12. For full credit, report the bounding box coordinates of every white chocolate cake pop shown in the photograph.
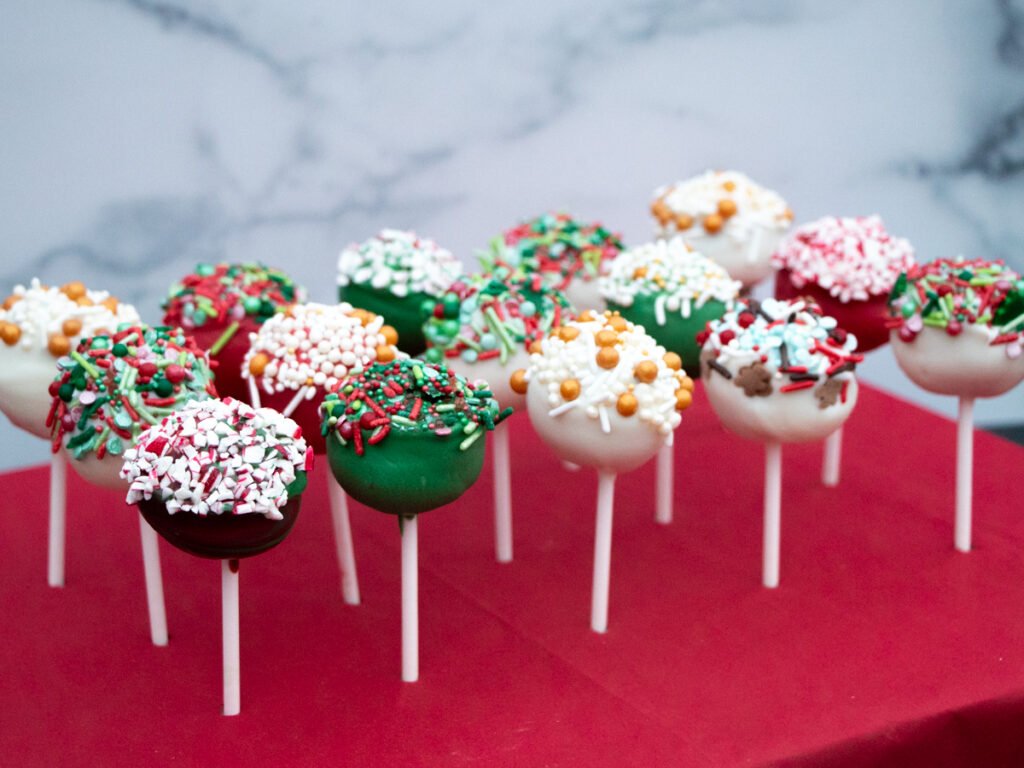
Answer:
[651,170,792,288]
[0,280,139,438]
[700,298,861,444]
[523,311,694,474]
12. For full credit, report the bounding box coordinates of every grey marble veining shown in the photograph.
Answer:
[1,0,1023,470]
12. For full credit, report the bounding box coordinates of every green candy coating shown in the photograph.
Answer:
[608,294,729,373]
[338,281,431,356]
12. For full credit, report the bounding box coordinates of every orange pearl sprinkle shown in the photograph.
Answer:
[380,325,399,346]
[703,214,723,234]
[558,325,580,342]
[62,281,86,300]
[75,296,94,307]
[663,351,682,371]
[2,295,21,311]
[248,352,270,376]
[47,334,71,357]
[349,309,374,327]
[632,266,648,279]
[509,369,528,395]
[651,200,672,224]
[616,392,639,417]
[717,199,737,218]
[61,318,83,337]
[577,310,595,323]
[675,388,693,411]
[674,213,694,231]
[596,346,619,369]
[101,296,120,312]
[634,360,658,383]
[607,314,628,332]
[595,329,618,347]
[528,339,543,355]
[560,378,581,401]
[722,180,736,192]
[679,375,695,392]
[0,322,20,345]
[375,345,396,363]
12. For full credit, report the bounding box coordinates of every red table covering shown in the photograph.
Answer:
[2,383,1024,767]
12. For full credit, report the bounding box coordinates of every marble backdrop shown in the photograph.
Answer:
[1,0,1022,470]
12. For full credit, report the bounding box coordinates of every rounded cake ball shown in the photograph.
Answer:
[887,257,1024,398]
[321,359,510,516]
[773,215,915,353]
[0,279,140,439]
[600,236,741,372]
[162,263,303,402]
[522,311,694,474]
[422,274,573,412]
[650,170,792,288]
[337,229,462,356]
[48,325,218,489]
[480,212,624,312]
[241,302,402,453]
[699,298,861,444]
[122,398,313,559]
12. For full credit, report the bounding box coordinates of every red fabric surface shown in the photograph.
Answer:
[2,383,1024,766]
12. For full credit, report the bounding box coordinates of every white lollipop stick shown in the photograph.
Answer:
[247,377,262,409]
[655,442,673,525]
[327,474,360,605]
[401,515,419,683]
[822,427,842,487]
[493,422,513,563]
[763,442,782,589]
[47,453,66,587]
[281,386,312,418]
[222,558,240,716]
[955,397,974,553]
[139,514,169,646]
[591,471,616,633]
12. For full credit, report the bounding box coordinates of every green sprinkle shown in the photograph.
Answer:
[70,351,100,379]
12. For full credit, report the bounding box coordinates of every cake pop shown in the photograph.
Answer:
[651,170,792,289]
[122,397,312,715]
[479,212,623,312]
[773,215,915,485]
[241,301,402,605]
[0,278,139,587]
[600,237,740,524]
[700,298,861,586]
[887,257,1024,552]
[322,359,510,681]
[521,311,693,632]
[162,263,303,402]
[422,273,573,561]
[337,229,462,356]
[48,324,217,643]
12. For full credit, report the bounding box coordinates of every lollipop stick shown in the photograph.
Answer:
[401,515,419,682]
[138,513,168,646]
[222,559,240,716]
[47,453,66,587]
[493,422,513,563]
[763,442,782,588]
[591,471,616,633]
[822,427,842,487]
[327,474,360,605]
[955,397,974,553]
[655,442,673,525]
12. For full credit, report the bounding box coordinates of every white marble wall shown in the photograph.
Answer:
[2,0,1023,469]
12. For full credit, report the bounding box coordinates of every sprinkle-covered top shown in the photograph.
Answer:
[0,279,140,357]
[242,303,401,396]
[887,257,1024,353]
[321,359,511,455]
[162,263,303,331]
[771,216,915,303]
[121,398,313,519]
[47,325,217,460]
[337,229,462,298]
[599,237,741,324]
[700,298,861,406]
[479,213,624,290]
[422,274,573,366]
[525,311,693,437]
[651,170,791,241]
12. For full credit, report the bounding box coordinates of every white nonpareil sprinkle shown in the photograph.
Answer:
[121,398,311,519]
[337,229,462,297]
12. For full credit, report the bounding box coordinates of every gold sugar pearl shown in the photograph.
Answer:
[75,296,94,307]
[47,334,71,357]
[595,329,618,347]
[651,199,672,224]
[675,387,693,411]
[61,281,86,300]
[596,346,619,369]
[560,378,581,401]
[717,199,737,218]
[248,352,270,376]
[61,318,83,337]
[679,375,695,392]
[703,214,723,234]
[0,322,20,346]
[2,295,21,311]
[616,392,638,417]
[380,325,399,345]
[577,310,595,323]
[101,296,119,312]
[528,339,543,355]
[349,308,374,327]
[558,325,580,342]
[674,213,694,231]
[509,369,528,395]
[632,266,648,279]
[722,180,736,192]
[663,351,682,371]
[634,360,658,383]
[784,207,794,221]
[606,314,628,332]
[375,344,396,363]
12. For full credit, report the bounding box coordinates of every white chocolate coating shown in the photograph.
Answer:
[563,278,605,316]
[64,451,126,491]
[678,227,786,288]
[0,354,65,438]
[890,325,1024,398]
